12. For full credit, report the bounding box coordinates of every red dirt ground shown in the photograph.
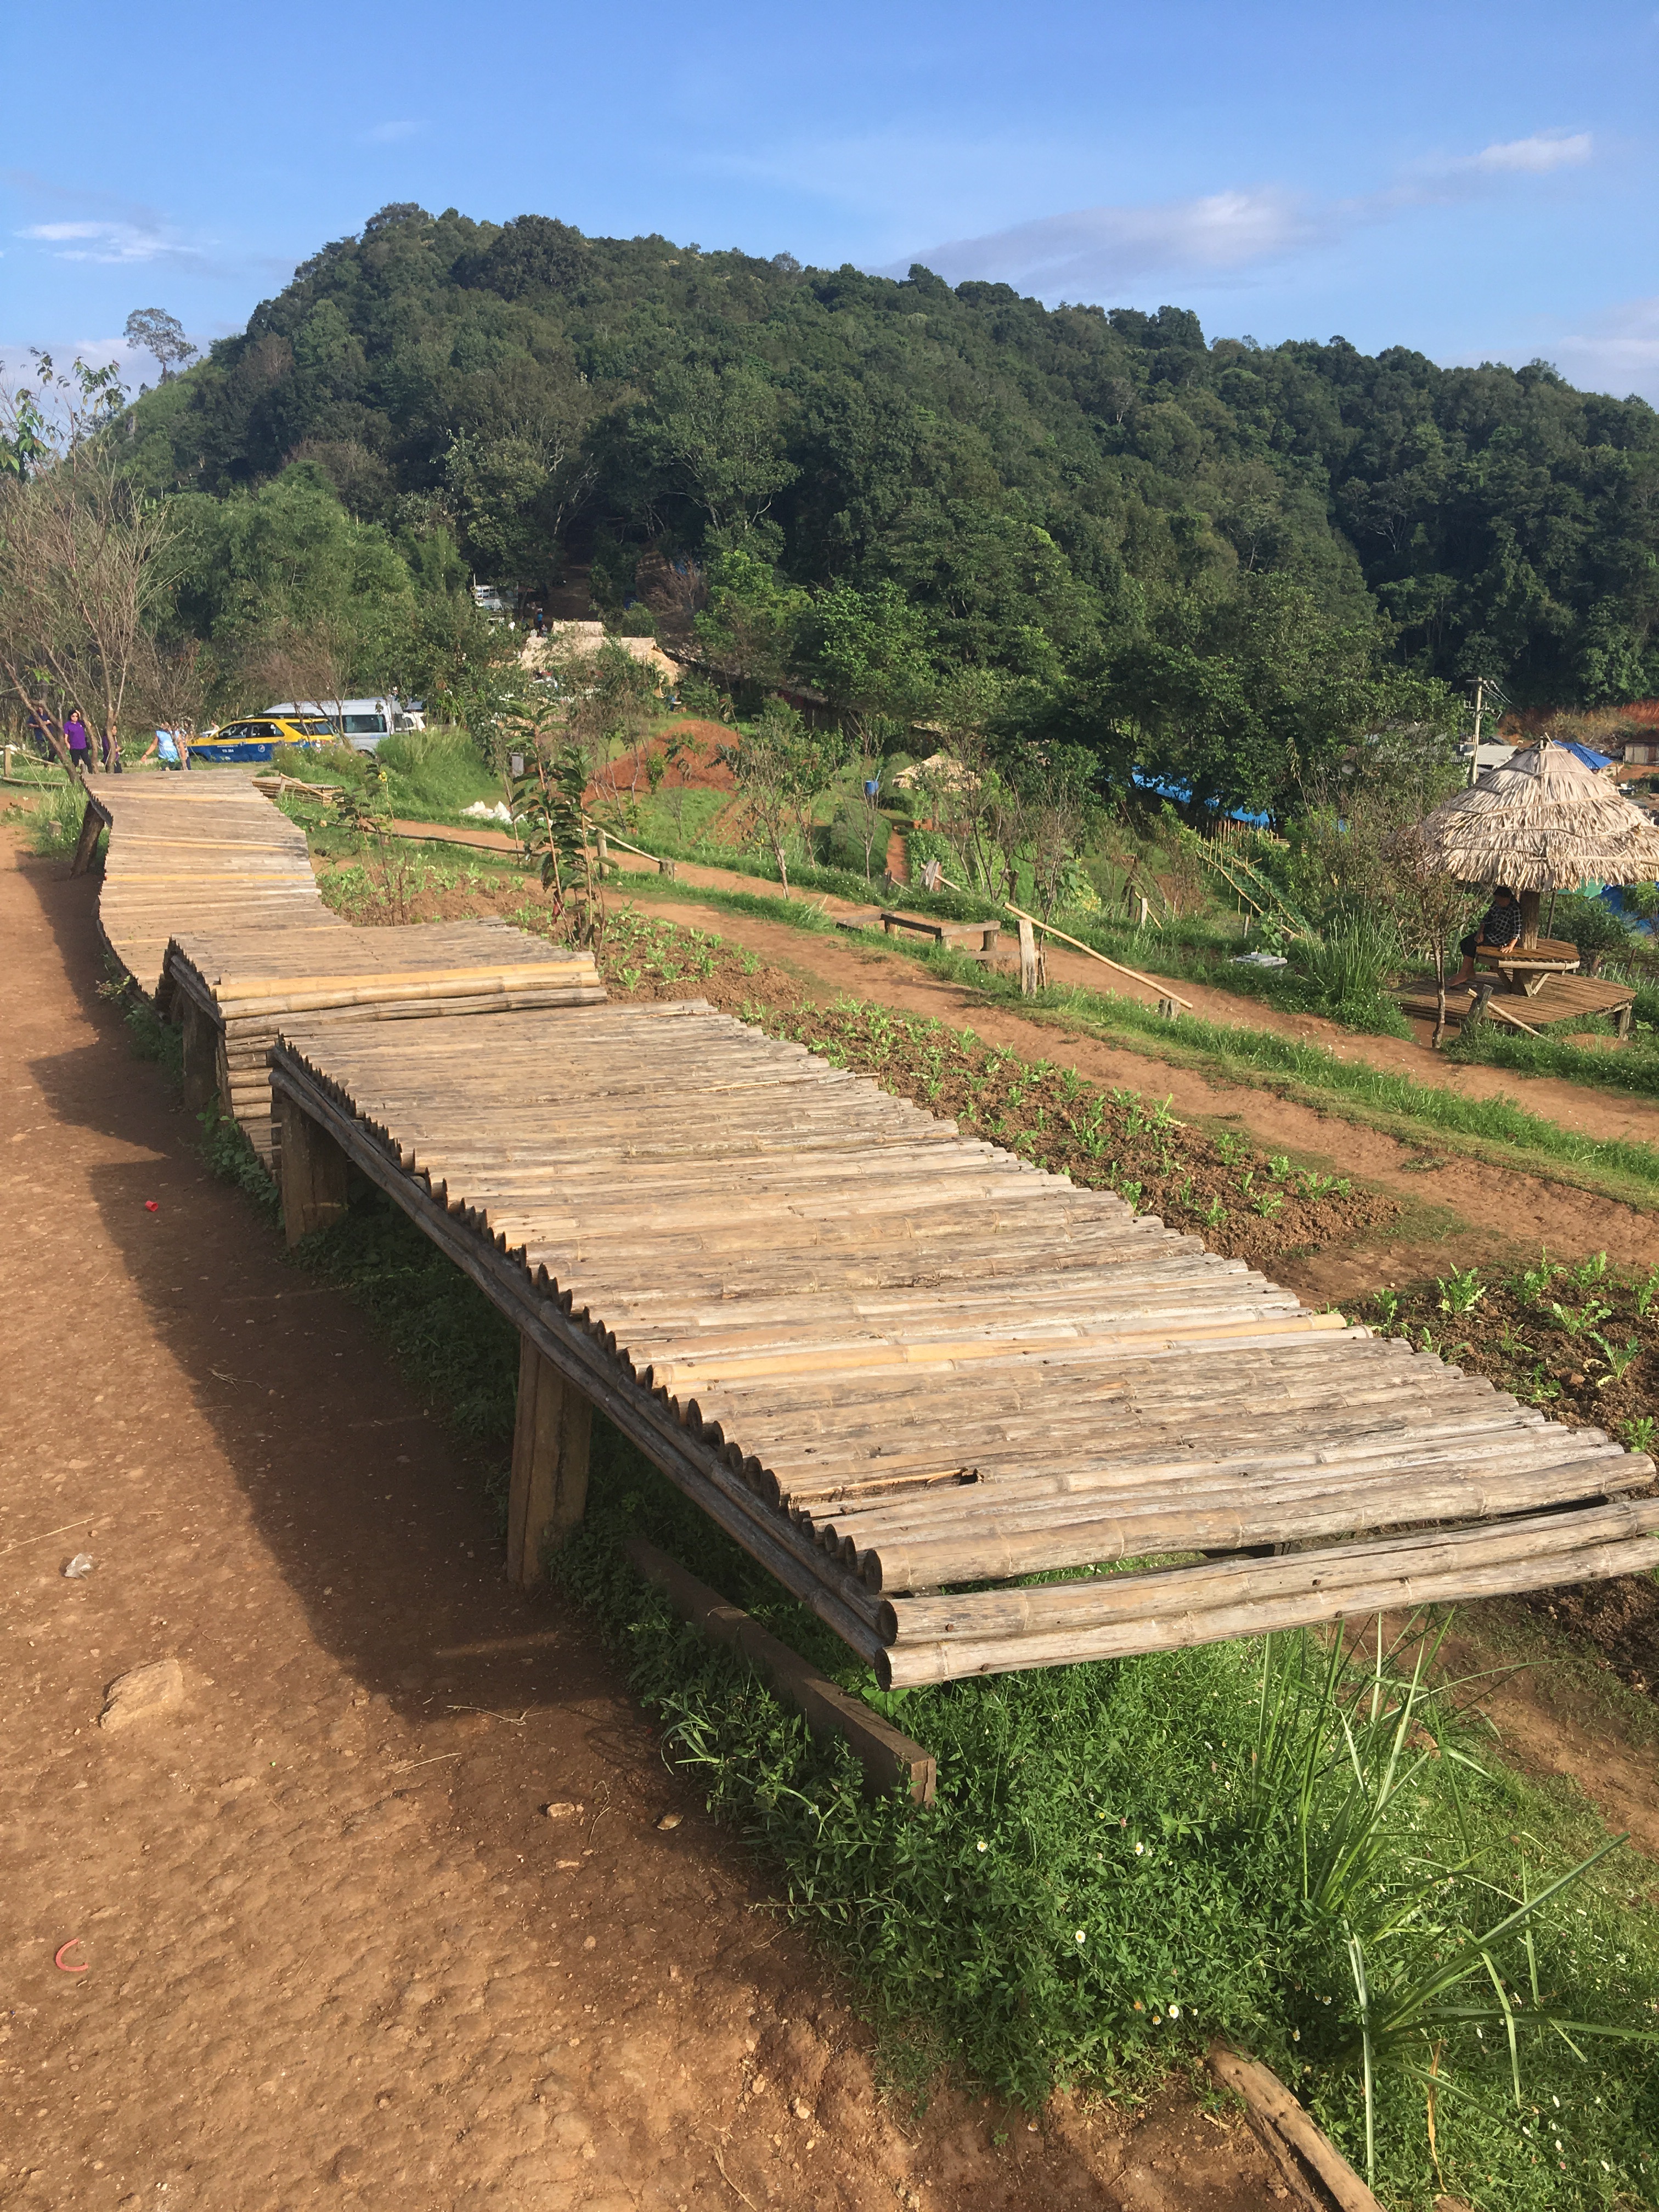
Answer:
[0,842,1286,2211]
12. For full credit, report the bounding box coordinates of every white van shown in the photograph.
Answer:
[263,697,425,751]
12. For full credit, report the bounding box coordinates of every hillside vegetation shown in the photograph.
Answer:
[117,200,1659,810]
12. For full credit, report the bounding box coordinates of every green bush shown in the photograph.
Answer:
[24,776,91,855]
[1552,891,1637,965]
[827,791,884,878]
[620,604,658,637]
[374,725,499,819]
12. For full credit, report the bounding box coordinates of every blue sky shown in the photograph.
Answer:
[5,0,1656,399]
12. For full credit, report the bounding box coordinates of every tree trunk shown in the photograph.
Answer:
[1431,949,1448,1049]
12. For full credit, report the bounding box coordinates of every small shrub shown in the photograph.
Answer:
[24,777,91,855]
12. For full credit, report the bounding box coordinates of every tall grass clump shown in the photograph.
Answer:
[1294,911,1409,1033]
[558,1434,1659,2210]
[25,775,91,855]
[375,725,501,819]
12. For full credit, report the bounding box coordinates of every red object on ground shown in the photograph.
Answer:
[144,1200,159,1212]
[54,1940,88,1972]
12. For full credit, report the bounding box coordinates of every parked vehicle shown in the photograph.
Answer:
[262,697,425,749]
[186,714,337,765]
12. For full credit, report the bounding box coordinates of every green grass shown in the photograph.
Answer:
[1448,1020,1659,1102]
[605,876,1659,1210]
[180,1076,1659,2210]
[19,775,93,855]
[903,950,1659,1211]
[557,1436,1659,2211]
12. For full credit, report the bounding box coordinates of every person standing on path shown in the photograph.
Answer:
[63,711,92,774]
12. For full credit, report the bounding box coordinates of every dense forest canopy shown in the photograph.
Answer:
[120,200,1659,811]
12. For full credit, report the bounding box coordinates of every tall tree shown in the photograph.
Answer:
[124,308,198,383]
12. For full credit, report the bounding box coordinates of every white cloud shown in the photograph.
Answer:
[363,119,421,144]
[18,218,196,266]
[1468,131,1593,175]
[1493,296,1659,404]
[885,187,1317,294]
[889,127,1598,301]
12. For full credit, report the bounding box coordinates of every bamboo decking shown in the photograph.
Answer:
[83,775,604,1161]
[267,1006,1659,1685]
[77,772,1659,1683]
[1398,972,1638,1036]
[83,773,329,995]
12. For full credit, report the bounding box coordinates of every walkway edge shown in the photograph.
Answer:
[624,1536,936,1806]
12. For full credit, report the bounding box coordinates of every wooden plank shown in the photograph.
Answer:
[625,1537,935,1804]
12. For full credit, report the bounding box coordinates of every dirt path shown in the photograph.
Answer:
[603,885,1658,1305]
[381,824,1659,1148]
[577,848,1659,1148]
[1,843,1278,2212]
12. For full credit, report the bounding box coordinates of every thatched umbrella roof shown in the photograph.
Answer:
[1416,740,1659,890]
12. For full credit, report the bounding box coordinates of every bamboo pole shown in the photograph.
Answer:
[1002,902,1193,1008]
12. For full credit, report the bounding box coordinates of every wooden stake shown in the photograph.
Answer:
[507,1335,592,1585]
[277,1094,350,1248]
[179,997,221,1115]
[1017,916,1040,996]
[69,798,103,878]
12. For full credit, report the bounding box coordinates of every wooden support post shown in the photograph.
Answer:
[179,999,221,1115]
[277,1093,350,1248]
[507,1336,592,1585]
[1517,887,1542,951]
[69,798,102,877]
[657,856,677,878]
[1017,916,1040,997]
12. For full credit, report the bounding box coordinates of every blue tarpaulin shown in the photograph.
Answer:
[1561,741,1615,772]
[1129,769,1273,827]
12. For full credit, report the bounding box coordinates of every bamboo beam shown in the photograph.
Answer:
[625,1537,935,1804]
[1003,900,1194,1008]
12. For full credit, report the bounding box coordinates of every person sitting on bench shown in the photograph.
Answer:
[1451,885,1522,988]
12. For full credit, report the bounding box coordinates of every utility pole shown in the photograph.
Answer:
[1467,675,1487,786]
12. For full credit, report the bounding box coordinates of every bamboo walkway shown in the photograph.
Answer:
[82,775,603,1163]
[268,1006,1659,1685]
[77,773,1659,1683]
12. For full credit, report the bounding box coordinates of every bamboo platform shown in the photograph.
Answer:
[1399,972,1638,1035]
[82,775,604,1162]
[267,1005,1659,1685]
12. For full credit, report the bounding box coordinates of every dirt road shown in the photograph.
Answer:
[0,847,1277,2210]
[597,885,1659,1305]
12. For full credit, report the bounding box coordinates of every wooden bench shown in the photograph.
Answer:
[879,909,1001,954]
[1474,935,1581,997]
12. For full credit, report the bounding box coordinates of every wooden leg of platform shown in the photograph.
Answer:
[69,797,101,878]
[507,1337,592,1587]
[179,1000,219,1115]
[277,1094,350,1248]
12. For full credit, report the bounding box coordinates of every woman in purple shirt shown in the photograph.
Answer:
[63,712,91,770]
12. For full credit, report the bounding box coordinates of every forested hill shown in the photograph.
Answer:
[129,200,1659,800]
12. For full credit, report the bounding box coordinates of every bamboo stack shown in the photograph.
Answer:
[268,1006,1659,1685]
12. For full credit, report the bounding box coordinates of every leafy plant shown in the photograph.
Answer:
[1548,1298,1614,1340]
[1588,1334,1641,1388]
[1436,1266,1485,1317]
